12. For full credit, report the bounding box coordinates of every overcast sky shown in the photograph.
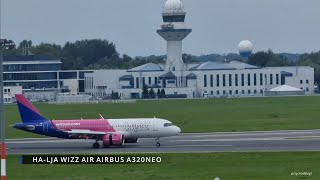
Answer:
[2,0,320,56]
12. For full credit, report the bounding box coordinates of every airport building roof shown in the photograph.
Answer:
[190,61,259,71]
[119,75,134,81]
[186,73,197,79]
[190,61,236,71]
[159,71,176,79]
[127,63,163,72]
[269,85,302,92]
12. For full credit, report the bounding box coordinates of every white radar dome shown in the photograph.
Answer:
[164,0,184,12]
[238,40,253,58]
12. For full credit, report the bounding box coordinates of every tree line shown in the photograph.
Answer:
[4,39,320,86]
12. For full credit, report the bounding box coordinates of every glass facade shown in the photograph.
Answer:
[4,72,57,81]
[3,63,60,72]
[59,72,77,79]
[4,81,58,89]
[3,56,90,90]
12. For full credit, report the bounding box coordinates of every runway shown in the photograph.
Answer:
[6,129,320,154]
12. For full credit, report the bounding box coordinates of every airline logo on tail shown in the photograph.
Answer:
[15,94,47,123]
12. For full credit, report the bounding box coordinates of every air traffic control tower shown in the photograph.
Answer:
[157,0,192,74]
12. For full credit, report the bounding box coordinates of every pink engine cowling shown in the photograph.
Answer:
[102,133,124,146]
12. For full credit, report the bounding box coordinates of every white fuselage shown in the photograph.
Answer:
[108,118,181,138]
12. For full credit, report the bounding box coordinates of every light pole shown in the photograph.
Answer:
[0,37,15,180]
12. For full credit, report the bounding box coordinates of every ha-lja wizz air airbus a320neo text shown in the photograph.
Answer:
[12,94,181,148]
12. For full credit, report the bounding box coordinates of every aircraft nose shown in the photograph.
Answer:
[13,123,21,129]
[176,126,181,134]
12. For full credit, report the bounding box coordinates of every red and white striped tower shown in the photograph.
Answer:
[1,143,5,180]
[0,0,7,179]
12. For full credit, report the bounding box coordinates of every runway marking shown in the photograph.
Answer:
[169,137,313,142]
[171,145,232,147]
[285,136,320,140]
[6,140,89,144]
[6,137,57,141]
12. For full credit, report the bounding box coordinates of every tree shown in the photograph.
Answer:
[142,85,149,99]
[111,91,119,99]
[297,51,320,89]
[149,88,155,99]
[157,89,161,98]
[247,49,291,67]
[62,39,118,70]
[161,88,166,98]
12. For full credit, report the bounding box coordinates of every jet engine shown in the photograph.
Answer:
[102,133,124,147]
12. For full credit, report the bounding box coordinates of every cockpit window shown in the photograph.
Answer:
[164,123,172,127]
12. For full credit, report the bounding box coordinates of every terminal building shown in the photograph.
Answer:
[2,0,314,100]
[85,0,314,99]
[3,55,93,100]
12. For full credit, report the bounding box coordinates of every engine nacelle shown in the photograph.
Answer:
[102,133,124,146]
[124,138,138,143]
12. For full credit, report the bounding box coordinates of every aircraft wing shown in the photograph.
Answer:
[65,129,107,135]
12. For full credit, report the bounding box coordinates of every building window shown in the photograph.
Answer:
[306,87,309,92]
[270,74,273,85]
[143,77,146,86]
[247,74,251,86]
[276,74,279,85]
[306,80,309,84]
[254,73,257,86]
[211,91,213,95]
[254,90,257,94]
[155,77,158,84]
[216,75,220,87]
[260,73,263,86]
[235,90,238,94]
[173,67,176,71]
[217,90,220,95]
[260,89,263,94]
[223,74,226,87]
[204,75,207,87]
[248,90,251,94]
[223,90,226,95]
[148,77,151,85]
[241,74,244,86]
[235,74,238,86]
[300,80,303,84]
[229,74,232,86]
[242,90,245,94]
[229,90,232,95]
[210,75,213,87]
[136,77,139,88]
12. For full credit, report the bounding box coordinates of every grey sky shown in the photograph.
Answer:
[2,0,320,56]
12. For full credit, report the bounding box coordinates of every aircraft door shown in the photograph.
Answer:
[153,120,158,131]
[43,122,48,133]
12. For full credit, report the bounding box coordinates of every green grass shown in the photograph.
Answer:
[5,96,320,139]
[5,152,320,180]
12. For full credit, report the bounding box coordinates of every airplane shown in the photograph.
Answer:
[12,94,181,148]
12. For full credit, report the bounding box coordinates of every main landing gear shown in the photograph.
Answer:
[93,142,100,148]
[156,138,161,147]
[93,138,100,148]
